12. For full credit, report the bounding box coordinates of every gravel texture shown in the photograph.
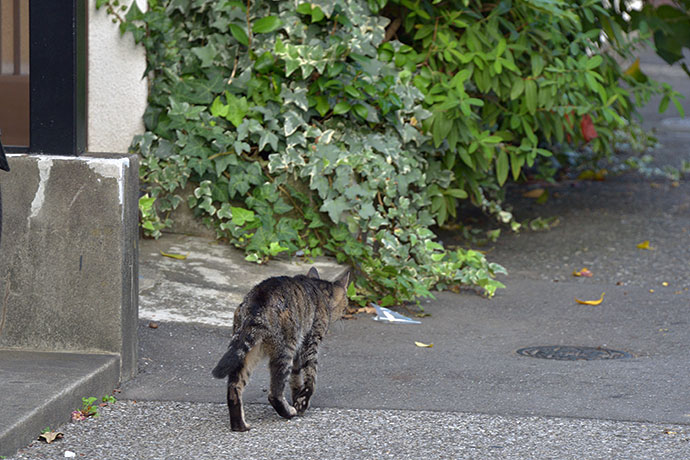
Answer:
[9,401,689,460]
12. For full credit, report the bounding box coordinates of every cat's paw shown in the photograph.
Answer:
[230,421,251,432]
[293,387,313,414]
[293,396,310,415]
[269,395,297,419]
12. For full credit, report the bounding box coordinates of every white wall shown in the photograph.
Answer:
[87,0,148,154]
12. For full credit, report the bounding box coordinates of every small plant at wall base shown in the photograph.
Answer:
[106,0,679,306]
[71,397,99,421]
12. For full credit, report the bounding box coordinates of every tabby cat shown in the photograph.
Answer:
[212,267,350,431]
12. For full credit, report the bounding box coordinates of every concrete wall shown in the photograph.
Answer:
[87,0,148,154]
[0,1,146,384]
[0,154,139,381]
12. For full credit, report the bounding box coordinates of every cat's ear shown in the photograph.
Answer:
[334,270,350,290]
[307,267,320,279]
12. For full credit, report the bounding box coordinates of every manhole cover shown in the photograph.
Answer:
[516,346,632,361]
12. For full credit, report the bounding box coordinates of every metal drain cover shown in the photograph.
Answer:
[516,346,632,361]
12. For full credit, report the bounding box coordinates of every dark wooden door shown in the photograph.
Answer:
[0,0,29,147]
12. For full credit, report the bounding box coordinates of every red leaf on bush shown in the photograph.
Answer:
[580,114,597,142]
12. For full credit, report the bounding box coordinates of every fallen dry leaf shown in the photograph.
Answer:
[160,251,189,260]
[39,431,63,444]
[578,169,607,181]
[414,341,433,348]
[636,240,654,250]
[575,292,605,306]
[662,282,669,287]
[523,188,545,198]
[535,189,549,204]
[356,306,377,315]
[572,268,593,278]
[415,312,432,318]
[148,321,159,329]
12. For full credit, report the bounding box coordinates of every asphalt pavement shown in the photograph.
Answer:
[6,49,690,459]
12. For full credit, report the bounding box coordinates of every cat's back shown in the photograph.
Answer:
[235,274,323,324]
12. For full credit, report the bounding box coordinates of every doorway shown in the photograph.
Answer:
[0,0,29,148]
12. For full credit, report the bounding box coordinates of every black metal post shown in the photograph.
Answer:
[0,131,8,247]
[29,0,87,155]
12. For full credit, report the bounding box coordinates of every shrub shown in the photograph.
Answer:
[101,0,680,306]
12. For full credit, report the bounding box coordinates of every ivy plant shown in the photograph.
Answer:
[101,0,678,306]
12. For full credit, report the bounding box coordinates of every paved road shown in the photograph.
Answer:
[7,401,690,460]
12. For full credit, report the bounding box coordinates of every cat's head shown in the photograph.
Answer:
[307,267,350,320]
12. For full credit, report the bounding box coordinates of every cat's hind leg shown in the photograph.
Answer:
[268,351,298,419]
[292,334,321,415]
[290,353,304,407]
[226,345,262,431]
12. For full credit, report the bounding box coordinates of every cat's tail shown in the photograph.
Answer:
[212,322,262,379]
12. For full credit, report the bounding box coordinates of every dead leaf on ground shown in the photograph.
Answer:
[523,188,545,198]
[160,251,189,260]
[148,321,159,329]
[535,189,549,204]
[415,312,432,318]
[39,431,63,444]
[355,306,376,315]
[575,292,605,306]
[414,341,433,348]
[636,240,654,250]
[572,268,593,278]
[578,169,607,181]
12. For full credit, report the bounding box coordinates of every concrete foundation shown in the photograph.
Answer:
[0,153,139,381]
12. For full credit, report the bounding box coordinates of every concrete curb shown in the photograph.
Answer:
[0,351,120,457]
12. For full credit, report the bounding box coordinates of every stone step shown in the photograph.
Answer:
[0,350,119,457]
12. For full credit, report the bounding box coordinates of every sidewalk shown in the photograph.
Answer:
[4,50,690,459]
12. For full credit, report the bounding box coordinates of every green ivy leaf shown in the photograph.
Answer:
[252,16,283,34]
[225,93,249,128]
[230,207,255,226]
[333,101,351,115]
[320,196,348,222]
[229,24,249,46]
[352,104,368,120]
[259,130,279,151]
[210,96,228,118]
[314,95,330,117]
[192,43,217,68]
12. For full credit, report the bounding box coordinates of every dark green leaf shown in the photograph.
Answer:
[352,104,368,120]
[333,101,351,115]
[229,24,249,46]
[252,16,283,34]
[496,149,509,186]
